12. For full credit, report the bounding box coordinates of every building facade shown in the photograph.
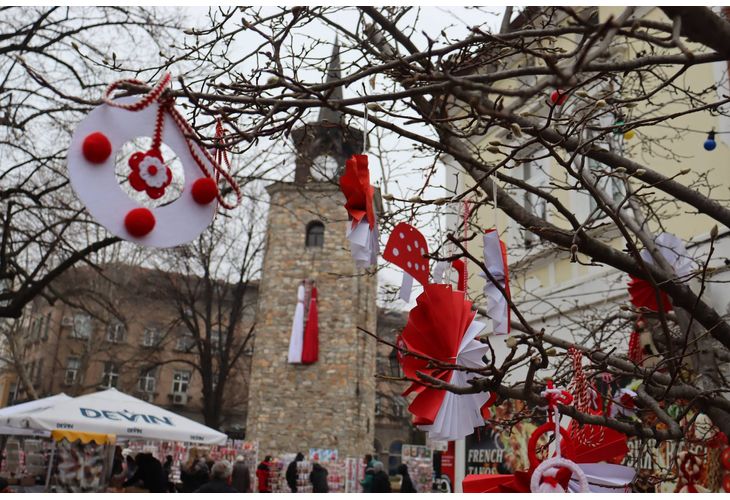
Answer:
[0,265,256,434]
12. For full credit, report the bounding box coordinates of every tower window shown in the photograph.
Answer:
[305,221,325,248]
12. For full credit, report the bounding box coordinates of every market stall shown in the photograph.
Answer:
[4,389,227,492]
[4,388,227,445]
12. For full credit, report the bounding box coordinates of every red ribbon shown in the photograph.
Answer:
[102,73,241,210]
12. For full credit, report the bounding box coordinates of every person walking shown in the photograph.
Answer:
[256,456,273,493]
[232,455,252,493]
[371,461,391,493]
[310,461,329,493]
[286,452,305,492]
[123,453,167,492]
[195,461,237,493]
[180,447,210,493]
[397,464,417,493]
[360,454,375,493]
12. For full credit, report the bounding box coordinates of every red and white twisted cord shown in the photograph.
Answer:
[102,73,241,210]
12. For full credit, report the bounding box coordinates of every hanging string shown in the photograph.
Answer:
[492,179,499,232]
[362,104,368,153]
[461,199,472,293]
[102,73,241,210]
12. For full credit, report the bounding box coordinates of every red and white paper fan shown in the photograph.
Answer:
[67,74,239,247]
[339,154,379,268]
[398,284,494,441]
[383,222,430,302]
[482,229,510,335]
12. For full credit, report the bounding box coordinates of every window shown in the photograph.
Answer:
[8,383,18,405]
[176,331,195,352]
[375,396,383,416]
[585,132,625,215]
[101,361,119,389]
[388,441,404,475]
[42,313,50,340]
[305,221,325,248]
[65,357,80,385]
[106,321,126,343]
[522,159,547,248]
[389,349,402,377]
[29,317,42,342]
[142,327,161,347]
[393,397,406,418]
[34,358,43,385]
[71,313,93,339]
[172,370,191,394]
[138,367,157,393]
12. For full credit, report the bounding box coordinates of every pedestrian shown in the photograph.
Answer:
[371,461,391,493]
[397,464,416,493]
[125,453,137,481]
[360,454,375,492]
[180,447,210,493]
[286,452,305,492]
[256,455,273,493]
[310,461,329,493]
[112,446,124,477]
[123,453,167,492]
[232,455,252,493]
[163,455,174,492]
[195,460,237,493]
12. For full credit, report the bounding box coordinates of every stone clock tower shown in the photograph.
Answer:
[245,41,378,458]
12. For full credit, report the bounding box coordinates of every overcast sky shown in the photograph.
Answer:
[177,7,505,307]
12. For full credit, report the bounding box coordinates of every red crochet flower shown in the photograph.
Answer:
[128,149,172,199]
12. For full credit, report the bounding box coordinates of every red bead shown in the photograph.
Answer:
[82,132,112,164]
[124,208,155,237]
[550,90,568,106]
[191,177,218,205]
[723,473,730,492]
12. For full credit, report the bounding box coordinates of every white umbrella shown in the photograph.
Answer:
[5,388,227,445]
[0,393,72,437]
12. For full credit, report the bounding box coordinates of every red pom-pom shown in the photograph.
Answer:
[191,177,218,205]
[550,90,568,106]
[124,208,156,237]
[82,132,112,164]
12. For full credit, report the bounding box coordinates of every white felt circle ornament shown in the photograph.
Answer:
[67,96,218,248]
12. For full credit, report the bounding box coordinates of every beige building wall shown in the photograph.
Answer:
[442,6,730,379]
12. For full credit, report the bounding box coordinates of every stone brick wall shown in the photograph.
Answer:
[246,181,377,458]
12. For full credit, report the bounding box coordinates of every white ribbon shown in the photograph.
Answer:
[346,219,379,269]
[398,272,414,302]
[639,232,694,281]
[432,260,448,285]
[287,284,305,364]
[418,319,491,441]
[482,231,509,335]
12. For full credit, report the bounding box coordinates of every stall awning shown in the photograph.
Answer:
[52,430,116,445]
[5,388,227,445]
[0,393,72,437]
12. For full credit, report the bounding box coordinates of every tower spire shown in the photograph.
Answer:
[317,37,343,124]
[291,37,364,184]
